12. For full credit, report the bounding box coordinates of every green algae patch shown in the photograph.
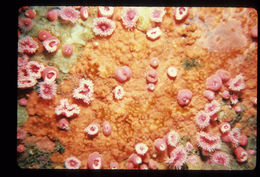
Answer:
[181,57,203,70]
[18,140,66,169]
[17,104,28,127]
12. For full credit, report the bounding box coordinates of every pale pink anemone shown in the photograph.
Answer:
[203,90,215,101]
[195,110,210,129]
[18,17,34,32]
[216,69,231,83]
[228,74,245,92]
[177,89,193,106]
[59,7,79,24]
[206,74,223,92]
[103,121,112,136]
[210,151,230,168]
[197,131,221,152]
[234,146,248,163]
[219,122,231,134]
[166,130,180,147]
[167,66,178,79]
[230,94,239,105]
[19,97,27,106]
[98,6,114,18]
[135,143,149,156]
[113,85,125,100]
[17,128,27,140]
[150,57,159,68]
[221,90,230,99]
[147,83,155,91]
[228,128,241,148]
[174,7,189,21]
[234,105,242,113]
[148,159,158,169]
[146,27,162,40]
[42,36,60,53]
[26,61,45,79]
[18,65,30,80]
[150,7,166,23]
[80,7,89,20]
[92,17,116,37]
[154,138,167,152]
[55,98,80,118]
[87,152,104,169]
[128,153,142,166]
[38,80,57,99]
[165,145,187,170]
[204,100,221,119]
[18,76,37,89]
[41,66,59,82]
[18,55,29,68]
[73,78,94,104]
[18,63,37,89]
[146,69,158,84]
[84,123,100,138]
[64,156,81,169]
[114,66,132,83]
[18,36,39,54]
[57,118,70,130]
[185,142,194,152]
[110,162,119,169]
[121,7,139,29]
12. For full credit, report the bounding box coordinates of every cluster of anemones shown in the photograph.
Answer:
[146,58,159,91]
[18,56,59,102]
[73,78,94,104]
[64,152,106,169]
[204,69,245,113]
[17,128,27,153]
[126,142,158,170]
[163,131,188,170]
[18,59,42,88]
[153,130,188,170]
[84,121,112,139]
[113,66,132,98]
[218,123,249,163]
[146,7,165,40]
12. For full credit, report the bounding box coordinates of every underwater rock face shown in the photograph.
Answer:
[17,6,257,170]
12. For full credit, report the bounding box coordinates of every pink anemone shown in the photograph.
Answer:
[92,17,116,37]
[121,7,139,29]
[197,131,221,152]
[18,36,39,54]
[73,78,94,104]
[59,7,79,24]
[38,80,57,99]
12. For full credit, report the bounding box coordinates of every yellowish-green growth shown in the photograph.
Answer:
[136,7,153,32]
